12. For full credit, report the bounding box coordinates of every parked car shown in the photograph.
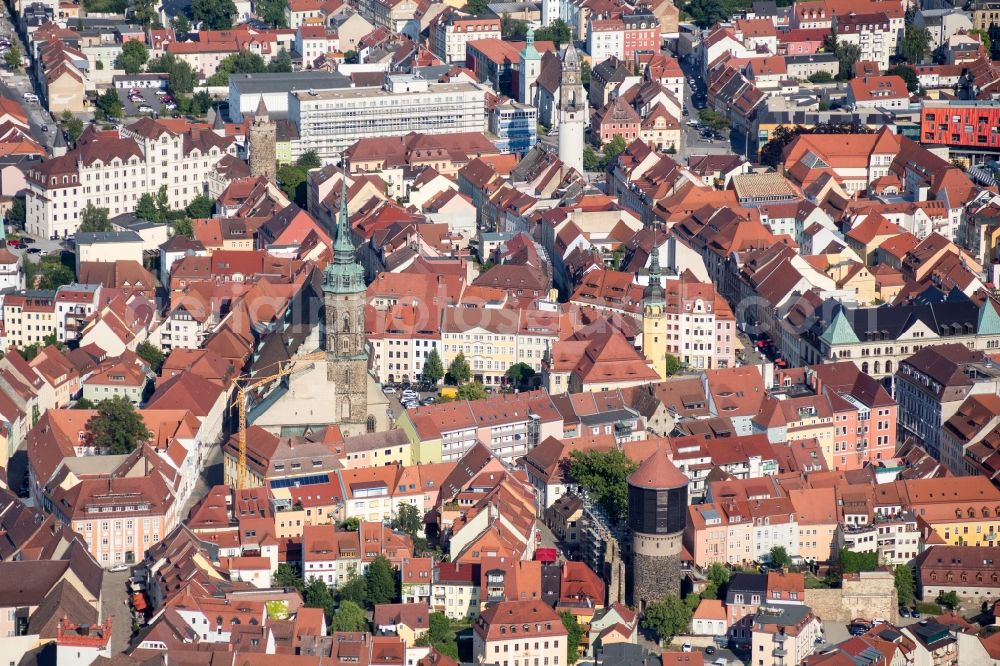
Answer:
[20,236,35,244]
[705,646,716,655]
[138,105,154,113]
[682,643,692,653]
[109,564,130,573]
[899,607,910,617]
[910,609,921,618]
[26,247,42,254]
[383,386,397,394]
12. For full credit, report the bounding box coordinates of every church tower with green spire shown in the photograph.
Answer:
[323,171,371,426]
[642,231,668,380]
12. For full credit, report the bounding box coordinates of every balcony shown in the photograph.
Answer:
[772,647,787,658]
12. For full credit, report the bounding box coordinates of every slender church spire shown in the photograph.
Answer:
[644,226,664,305]
[334,164,354,265]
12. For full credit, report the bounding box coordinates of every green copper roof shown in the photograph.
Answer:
[644,239,664,306]
[323,171,365,294]
[978,297,1000,336]
[819,308,859,346]
[521,27,539,61]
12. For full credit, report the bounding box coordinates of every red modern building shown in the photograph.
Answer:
[921,100,1000,151]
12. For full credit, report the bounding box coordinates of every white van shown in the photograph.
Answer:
[22,92,37,102]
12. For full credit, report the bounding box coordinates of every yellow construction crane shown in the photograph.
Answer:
[233,351,326,489]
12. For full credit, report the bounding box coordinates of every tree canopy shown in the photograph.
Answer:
[95,88,123,120]
[392,503,423,540]
[302,577,334,620]
[456,382,487,401]
[901,25,931,64]
[255,0,288,26]
[365,555,397,605]
[566,449,638,524]
[147,53,196,93]
[119,40,149,74]
[505,362,535,387]
[79,205,112,232]
[446,352,471,385]
[192,0,237,29]
[894,564,915,607]
[560,611,583,664]
[641,594,692,643]
[273,563,304,591]
[85,396,153,454]
[886,65,919,93]
[136,341,166,373]
[415,613,460,659]
[422,348,444,385]
[337,572,369,606]
[769,546,791,568]
[330,600,369,632]
[534,20,570,46]
[25,255,73,290]
[186,194,215,219]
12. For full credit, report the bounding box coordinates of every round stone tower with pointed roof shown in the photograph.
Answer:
[248,96,277,182]
[627,448,689,610]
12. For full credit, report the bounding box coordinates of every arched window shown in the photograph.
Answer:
[367,415,376,433]
[342,314,350,333]
[873,361,880,374]
[884,360,892,374]
[862,362,869,374]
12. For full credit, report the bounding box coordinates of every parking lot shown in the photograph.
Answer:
[117,86,177,117]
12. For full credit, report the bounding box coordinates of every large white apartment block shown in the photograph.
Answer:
[430,10,501,65]
[289,75,488,161]
[24,120,237,239]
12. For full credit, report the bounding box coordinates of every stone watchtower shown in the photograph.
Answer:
[557,43,586,174]
[248,97,277,182]
[322,171,371,426]
[627,448,689,610]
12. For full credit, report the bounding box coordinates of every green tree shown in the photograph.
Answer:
[937,591,959,609]
[417,613,459,659]
[583,146,603,171]
[705,562,730,599]
[338,572,368,606]
[886,64,919,93]
[505,362,535,387]
[534,19,571,46]
[392,503,423,539]
[566,449,638,524]
[581,60,591,86]
[172,13,192,32]
[501,14,528,40]
[330,600,369,632]
[665,353,682,376]
[274,563,304,591]
[365,555,397,605]
[894,564,915,607]
[422,348,444,385]
[171,217,194,238]
[96,88,124,120]
[465,0,488,14]
[136,341,166,373]
[602,134,628,162]
[207,49,268,85]
[256,0,289,26]
[339,517,361,531]
[560,611,584,664]
[302,577,334,619]
[136,193,161,223]
[25,255,74,290]
[839,548,879,573]
[132,0,158,26]
[968,30,993,55]
[901,25,931,64]
[74,398,97,409]
[769,546,791,568]
[807,70,833,83]
[192,0,237,29]
[277,163,308,204]
[7,197,25,227]
[5,43,22,70]
[79,205,112,232]
[85,396,153,454]
[456,382,487,401]
[446,352,471,385]
[698,108,730,133]
[147,53,196,93]
[833,40,861,80]
[641,594,692,643]
[119,40,149,74]
[270,48,293,71]
[297,150,322,170]
[686,0,729,28]
[185,194,215,219]
[59,110,84,142]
